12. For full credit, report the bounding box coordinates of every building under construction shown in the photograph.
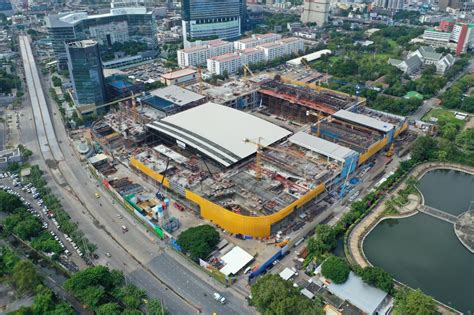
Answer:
[126,88,408,238]
[259,79,360,123]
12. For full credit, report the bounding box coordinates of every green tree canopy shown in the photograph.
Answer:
[11,260,42,295]
[177,225,220,260]
[359,266,394,293]
[96,302,121,315]
[321,256,350,284]
[251,274,323,315]
[393,288,436,315]
[146,299,169,315]
[410,136,438,162]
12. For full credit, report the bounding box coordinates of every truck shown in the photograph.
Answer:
[213,292,226,304]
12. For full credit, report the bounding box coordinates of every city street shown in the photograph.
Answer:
[19,34,254,315]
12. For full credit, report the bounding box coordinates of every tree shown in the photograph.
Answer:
[64,266,124,309]
[177,225,220,260]
[115,284,146,309]
[359,266,394,293]
[410,136,438,163]
[393,288,436,315]
[18,144,33,160]
[440,123,458,141]
[455,128,474,151]
[251,274,323,315]
[308,225,337,256]
[96,303,121,315]
[0,190,23,212]
[13,218,43,240]
[51,76,62,87]
[32,285,54,314]
[11,260,42,295]
[321,256,350,284]
[146,299,169,315]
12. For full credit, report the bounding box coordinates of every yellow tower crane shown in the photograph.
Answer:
[242,64,255,80]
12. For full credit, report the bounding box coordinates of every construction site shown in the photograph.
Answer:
[80,74,409,239]
[258,79,362,124]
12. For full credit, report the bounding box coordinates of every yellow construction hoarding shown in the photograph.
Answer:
[358,137,388,166]
[130,158,326,237]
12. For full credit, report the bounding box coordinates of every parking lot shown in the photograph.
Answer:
[0,171,87,272]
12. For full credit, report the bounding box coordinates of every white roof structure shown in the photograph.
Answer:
[150,85,205,106]
[300,288,315,299]
[279,267,296,281]
[88,154,108,165]
[333,110,395,133]
[327,272,388,315]
[286,49,332,66]
[147,103,291,167]
[289,132,356,163]
[219,246,254,276]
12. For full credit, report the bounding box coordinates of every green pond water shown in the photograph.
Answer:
[363,169,474,313]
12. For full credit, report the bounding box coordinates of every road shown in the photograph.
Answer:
[19,34,253,315]
[409,59,474,122]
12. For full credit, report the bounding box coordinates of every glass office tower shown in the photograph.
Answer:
[46,7,157,69]
[66,40,107,116]
[181,0,246,41]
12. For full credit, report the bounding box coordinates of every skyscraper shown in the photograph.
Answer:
[46,7,157,69]
[374,0,403,10]
[66,40,107,116]
[181,0,246,42]
[300,0,330,26]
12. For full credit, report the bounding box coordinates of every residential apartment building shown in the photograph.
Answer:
[207,37,303,75]
[234,33,282,50]
[258,37,304,61]
[240,48,264,65]
[177,39,234,67]
[46,7,157,69]
[207,53,242,76]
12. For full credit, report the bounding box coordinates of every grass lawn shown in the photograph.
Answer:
[422,108,465,128]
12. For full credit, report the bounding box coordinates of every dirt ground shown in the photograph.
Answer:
[463,116,474,130]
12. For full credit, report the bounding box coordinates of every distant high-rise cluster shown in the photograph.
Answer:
[300,0,330,26]
[46,7,157,69]
[181,0,246,42]
[374,0,403,10]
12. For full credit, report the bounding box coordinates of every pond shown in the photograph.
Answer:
[363,169,474,313]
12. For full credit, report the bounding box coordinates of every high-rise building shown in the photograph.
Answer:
[181,0,246,42]
[374,0,403,10]
[66,40,107,116]
[300,0,330,26]
[46,7,157,69]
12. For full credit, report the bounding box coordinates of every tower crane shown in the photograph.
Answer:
[242,64,255,80]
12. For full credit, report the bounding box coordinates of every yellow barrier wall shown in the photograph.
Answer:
[130,157,326,237]
[394,121,409,138]
[186,183,325,237]
[130,158,170,188]
[358,137,388,166]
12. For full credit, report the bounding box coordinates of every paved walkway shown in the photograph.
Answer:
[455,210,474,253]
[419,205,458,224]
